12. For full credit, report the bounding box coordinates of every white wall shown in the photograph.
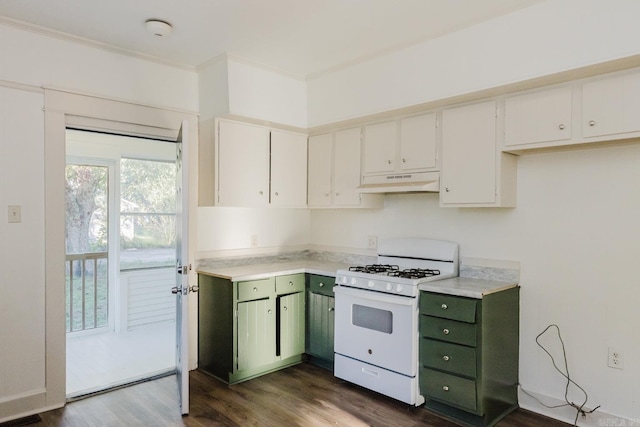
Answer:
[198,55,230,121]
[310,143,640,422]
[307,0,640,126]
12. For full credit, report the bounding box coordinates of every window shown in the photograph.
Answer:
[119,158,176,270]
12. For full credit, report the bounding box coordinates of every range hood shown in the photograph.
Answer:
[356,171,440,194]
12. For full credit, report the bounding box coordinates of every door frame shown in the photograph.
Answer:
[44,89,198,410]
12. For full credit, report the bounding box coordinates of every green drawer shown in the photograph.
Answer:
[276,274,305,295]
[309,275,335,296]
[421,368,477,412]
[421,338,477,378]
[420,292,477,323]
[421,315,477,347]
[237,278,274,302]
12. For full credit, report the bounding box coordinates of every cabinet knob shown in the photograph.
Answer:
[283,306,288,311]
[319,282,324,287]
[441,303,448,310]
[445,187,450,193]
[402,158,406,163]
[289,281,293,286]
[387,159,392,164]
[336,192,340,196]
[253,287,258,292]
[443,328,450,335]
[588,120,596,127]
[558,124,565,130]
[443,355,450,362]
[259,191,264,196]
[324,192,330,197]
[328,307,334,312]
[268,309,272,314]
[442,386,450,392]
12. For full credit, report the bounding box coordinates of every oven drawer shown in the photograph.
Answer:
[309,274,335,296]
[276,274,305,295]
[421,315,477,347]
[237,278,274,302]
[421,368,477,412]
[420,339,477,378]
[420,293,477,323]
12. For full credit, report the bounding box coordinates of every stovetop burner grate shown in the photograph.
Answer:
[348,264,440,279]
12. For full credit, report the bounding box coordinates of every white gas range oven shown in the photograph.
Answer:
[333,238,459,406]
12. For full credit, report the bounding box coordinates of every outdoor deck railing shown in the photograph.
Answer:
[66,252,108,333]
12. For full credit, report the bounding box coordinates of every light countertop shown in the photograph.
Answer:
[419,276,518,299]
[197,259,349,282]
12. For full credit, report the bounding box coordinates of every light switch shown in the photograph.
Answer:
[8,205,21,223]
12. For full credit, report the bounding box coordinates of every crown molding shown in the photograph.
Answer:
[0,16,196,72]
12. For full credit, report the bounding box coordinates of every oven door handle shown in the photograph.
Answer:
[333,286,416,306]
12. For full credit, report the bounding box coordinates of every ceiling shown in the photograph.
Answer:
[0,0,542,78]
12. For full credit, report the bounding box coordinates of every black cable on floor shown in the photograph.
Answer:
[520,324,600,426]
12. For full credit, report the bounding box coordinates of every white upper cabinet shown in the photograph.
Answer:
[582,70,640,139]
[307,133,333,207]
[270,130,307,207]
[308,128,383,209]
[362,113,437,176]
[504,86,572,147]
[441,101,516,207]
[363,121,396,174]
[400,113,437,171]
[215,119,307,207]
[217,120,270,207]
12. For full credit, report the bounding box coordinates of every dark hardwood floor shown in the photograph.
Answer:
[39,363,569,426]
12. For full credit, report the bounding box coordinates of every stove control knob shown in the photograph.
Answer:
[386,283,392,291]
[339,276,347,284]
[368,280,375,288]
[396,284,403,293]
[350,277,357,285]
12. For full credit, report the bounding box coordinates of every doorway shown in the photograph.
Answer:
[65,129,178,398]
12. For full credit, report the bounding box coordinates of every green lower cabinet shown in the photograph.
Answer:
[305,274,336,369]
[198,273,306,384]
[279,291,306,359]
[419,287,519,427]
[237,298,276,371]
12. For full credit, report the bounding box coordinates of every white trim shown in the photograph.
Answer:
[0,79,42,93]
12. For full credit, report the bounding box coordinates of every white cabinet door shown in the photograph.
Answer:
[307,133,333,207]
[363,121,396,174]
[217,120,269,207]
[582,70,640,138]
[333,127,362,207]
[441,101,497,205]
[399,113,437,171]
[504,86,572,147]
[270,130,307,207]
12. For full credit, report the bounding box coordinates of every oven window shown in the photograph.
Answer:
[352,304,393,334]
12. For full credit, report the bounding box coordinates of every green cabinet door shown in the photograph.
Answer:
[307,292,335,360]
[279,292,305,359]
[237,298,276,371]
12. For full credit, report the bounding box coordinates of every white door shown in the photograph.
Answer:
[174,120,190,415]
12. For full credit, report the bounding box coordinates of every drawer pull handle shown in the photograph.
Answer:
[441,303,448,310]
[442,386,450,392]
[253,287,258,292]
[319,282,324,287]
[443,355,450,362]
[443,328,450,335]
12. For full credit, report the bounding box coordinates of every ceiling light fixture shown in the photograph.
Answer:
[145,19,173,37]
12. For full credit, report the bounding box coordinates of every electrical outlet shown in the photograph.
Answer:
[608,347,624,369]
[250,234,258,247]
[367,235,378,249]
